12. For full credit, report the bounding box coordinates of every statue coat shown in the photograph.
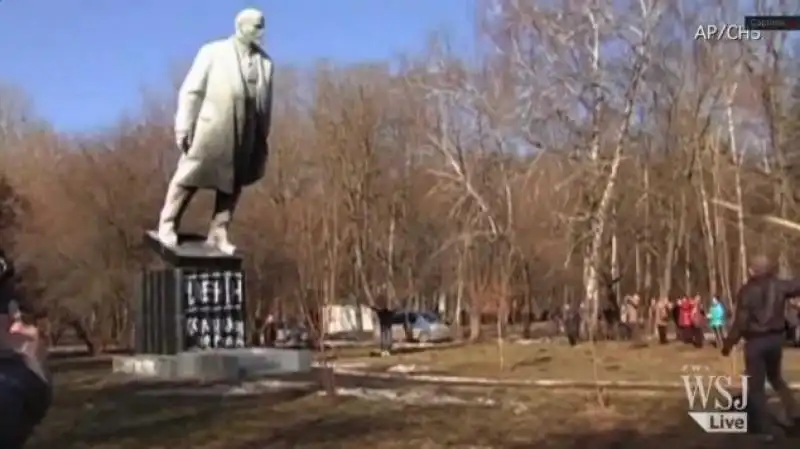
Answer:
[172,37,273,194]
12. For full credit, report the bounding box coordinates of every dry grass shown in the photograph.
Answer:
[347,340,800,382]
[27,354,800,449]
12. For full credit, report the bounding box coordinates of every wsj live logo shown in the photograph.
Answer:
[681,365,749,434]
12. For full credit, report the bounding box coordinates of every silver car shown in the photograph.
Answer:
[378,311,452,343]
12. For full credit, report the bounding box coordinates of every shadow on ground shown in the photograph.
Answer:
[29,354,800,449]
[28,386,317,449]
[223,397,796,449]
[230,411,401,449]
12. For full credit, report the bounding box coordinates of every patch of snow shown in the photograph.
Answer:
[322,340,372,348]
[321,387,496,407]
[397,341,437,348]
[504,400,529,415]
[513,338,552,345]
[136,378,315,397]
[386,364,425,373]
[331,366,695,389]
[513,335,565,344]
[315,361,370,369]
[333,367,505,385]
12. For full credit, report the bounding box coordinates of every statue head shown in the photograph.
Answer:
[234,8,265,47]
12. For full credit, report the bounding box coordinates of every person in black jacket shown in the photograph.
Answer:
[722,255,800,438]
[371,304,395,356]
[563,303,581,346]
[0,250,51,448]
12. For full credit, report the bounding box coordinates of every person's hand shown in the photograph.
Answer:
[2,316,48,381]
[176,132,191,153]
[1,303,46,362]
[6,320,45,359]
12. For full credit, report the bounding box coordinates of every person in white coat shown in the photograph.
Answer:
[157,8,274,254]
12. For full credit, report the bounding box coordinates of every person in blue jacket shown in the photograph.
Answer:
[708,296,726,347]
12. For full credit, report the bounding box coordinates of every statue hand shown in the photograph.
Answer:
[176,133,191,153]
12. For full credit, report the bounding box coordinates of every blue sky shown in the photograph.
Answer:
[0,0,476,132]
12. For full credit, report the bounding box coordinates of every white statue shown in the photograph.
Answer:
[157,8,274,255]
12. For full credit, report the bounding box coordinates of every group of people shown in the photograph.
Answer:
[565,255,800,440]
[563,293,729,346]
[650,295,728,347]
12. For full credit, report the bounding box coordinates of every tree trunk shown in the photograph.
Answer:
[521,263,533,338]
[354,239,374,308]
[467,244,482,342]
[684,220,692,294]
[643,168,653,297]
[455,241,466,339]
[386,212,397,305]
[727,91,748,287]
[696,149,718,295]
[777,190,792,277]
[469,307,481,342]
[69,318,100,356]
[711,133,732,302]
[583,137,629,339]
[634,242,642,293]
[611,221,621,302]
[661,196,686,299]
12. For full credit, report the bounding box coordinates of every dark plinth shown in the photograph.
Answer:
[135,267,248,354]
[135,268,184,355]
[136,230,247,355]
[144,230,242,271]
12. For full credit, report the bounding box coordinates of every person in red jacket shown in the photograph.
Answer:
[678,296,694,343]
[690,295,706,348]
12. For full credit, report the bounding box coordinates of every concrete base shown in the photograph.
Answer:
[113,347,313,381]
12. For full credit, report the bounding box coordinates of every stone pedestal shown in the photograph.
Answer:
[136,231,247,355]
[143,231,243,271]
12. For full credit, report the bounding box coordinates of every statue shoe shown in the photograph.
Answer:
[216,240,237,255]
[157,227,178,247]
[206,234,236,255]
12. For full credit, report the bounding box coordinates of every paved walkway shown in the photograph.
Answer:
[130,360,800,398]
[324,362,800,391]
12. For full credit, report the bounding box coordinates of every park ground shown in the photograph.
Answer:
[29,341,800,449]
[337,338,800,382]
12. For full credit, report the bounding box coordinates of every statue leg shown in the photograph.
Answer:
[157,180,197,247]
[207,188,241,254]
